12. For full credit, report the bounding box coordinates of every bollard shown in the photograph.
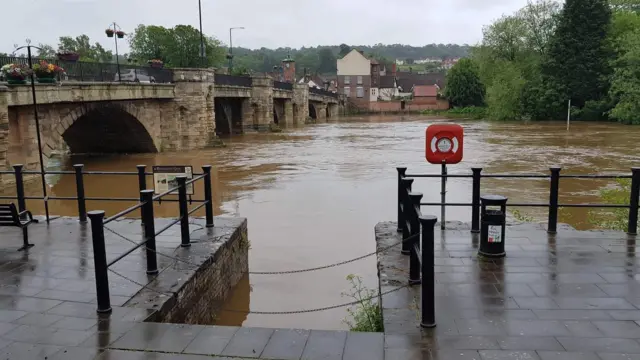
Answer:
[479,195,508,258]
[471,167,482,233]
[396,167,407,233]
[400,178,414,255]
[628,168,640,235]
[137,165,147,223]
[88,211,112,314]
[141,190,158,275]
[177,176,191,247]
[408,192,423,285]
[202,165,215,228]
[13,165,26,219]
[548,167,561,234]
[74,164,87,223]
[419,215,437,328]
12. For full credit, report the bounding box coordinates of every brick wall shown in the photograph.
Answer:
[367,99,449,112]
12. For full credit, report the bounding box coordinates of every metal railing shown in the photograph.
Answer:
[0,56,173,84]
[273,81,293,91]
[398,177,436,328]
[397,166,640,235]
[309,86,338,98]
[87,169,214,313]
[214,73,252,87]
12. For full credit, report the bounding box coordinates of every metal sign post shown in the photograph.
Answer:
[441,162,447,230]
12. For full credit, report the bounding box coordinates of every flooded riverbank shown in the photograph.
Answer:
[4,115,640,329]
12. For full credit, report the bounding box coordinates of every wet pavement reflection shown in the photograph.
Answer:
[4,116,640,329]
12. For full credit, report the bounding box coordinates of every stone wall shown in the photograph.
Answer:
[0,87,9,186]
[148,218,249,325]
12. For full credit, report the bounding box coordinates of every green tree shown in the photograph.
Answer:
[609,29,640,123]
[486,61,526,120]
[317,48,337,73]
[542,0,614,116]
[128,24,225,68]
[36,44,56,58]
[444,58,485,107]
[57,35,113,62]
[338,43,352,57]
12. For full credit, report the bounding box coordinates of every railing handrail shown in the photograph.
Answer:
[397,166,640,236]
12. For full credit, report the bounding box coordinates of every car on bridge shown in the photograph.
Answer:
[114,69,156,83]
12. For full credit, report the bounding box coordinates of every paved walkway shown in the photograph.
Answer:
[377,220,640,360]
[0,217,384,360]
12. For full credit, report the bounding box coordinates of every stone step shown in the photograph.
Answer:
[108,323,384,360]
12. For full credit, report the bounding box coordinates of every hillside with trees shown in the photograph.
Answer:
[231,44,470,76]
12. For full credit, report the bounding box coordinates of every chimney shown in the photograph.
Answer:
[392,63,397,77]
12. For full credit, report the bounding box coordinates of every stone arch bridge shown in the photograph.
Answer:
[0,69,341,185]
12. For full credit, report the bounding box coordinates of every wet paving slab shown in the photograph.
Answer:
[0,216,385,359]
[377,220,640,359]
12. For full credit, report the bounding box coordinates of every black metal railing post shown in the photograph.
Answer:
[88,210,112,314]
[177,176,191,247]
[397,167,407,233]
[400,178,414,255]
[74,164,87,223]
[471,167,482,233]
[628,168,640,235]
[419,215,437,328]
[137,165,147,223]
[141,190,158,275]
[202,165,214,228]
[408,192,423,285]
[548,167,561,234]
[13,164,26,219]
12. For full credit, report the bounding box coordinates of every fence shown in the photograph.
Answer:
[214,73,252,87]
[0,56,173,84]
[273,81,293,91]
[309,86,338,98]
[396,166,640,328]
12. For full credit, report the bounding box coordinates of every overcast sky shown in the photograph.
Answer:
[4,0,531,54]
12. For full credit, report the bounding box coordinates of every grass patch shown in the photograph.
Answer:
[590,179,630,231]
[341,274,383,332]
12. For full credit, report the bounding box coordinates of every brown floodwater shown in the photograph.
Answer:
[4,115,640,330]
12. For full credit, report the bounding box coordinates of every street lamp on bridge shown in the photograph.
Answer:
[227,27,245,74]
[105,22,125,82]
[12,40,50,222]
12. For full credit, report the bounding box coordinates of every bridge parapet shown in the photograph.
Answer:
[5,83,175,107]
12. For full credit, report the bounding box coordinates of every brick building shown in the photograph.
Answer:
[337,49,380,106]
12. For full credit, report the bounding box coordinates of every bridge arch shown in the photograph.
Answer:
[308,103,317,120]
[47,102,159,157]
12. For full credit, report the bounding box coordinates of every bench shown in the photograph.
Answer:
[0,203,35,251]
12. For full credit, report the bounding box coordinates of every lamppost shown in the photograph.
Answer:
[198,0,205,67]
[105,22,125,81]
[12,40,50,222]
[227,27,245,73]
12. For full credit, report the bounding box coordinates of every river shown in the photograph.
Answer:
[5,115,640,330]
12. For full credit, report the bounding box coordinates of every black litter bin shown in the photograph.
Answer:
[479,195,507,258]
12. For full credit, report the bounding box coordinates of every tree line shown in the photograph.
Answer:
[3,25,470,77]
[444,0,640,124]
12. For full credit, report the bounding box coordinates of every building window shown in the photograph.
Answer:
[357,76,363,85]
[344,87,350,97]
[344,76,350,85]
[357,87,364,98]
